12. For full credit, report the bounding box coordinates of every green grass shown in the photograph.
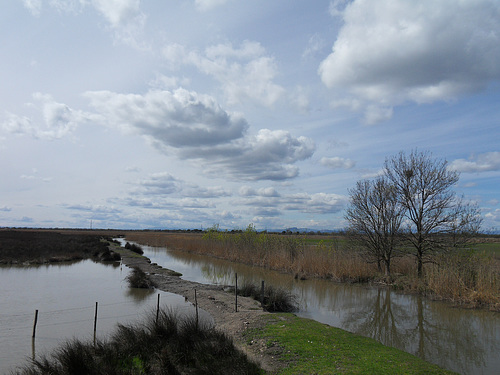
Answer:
[245,314,456,375]
[473,242,500,256]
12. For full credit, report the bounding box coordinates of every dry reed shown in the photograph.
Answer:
[124,231,500,310]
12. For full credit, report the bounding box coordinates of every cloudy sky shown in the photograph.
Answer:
[1,0,499,231]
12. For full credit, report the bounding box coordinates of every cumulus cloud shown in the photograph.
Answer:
[448,152,500,173]
[86,88,314,180]
[284,192,347,214]
[86,88,247,148]
[320,156,355,169]
[239,190,347,216]
[162,41,285,107]
[1,93,90,140]
[319,0,500,123]
[194,129,315,181]
[239,186,280,197]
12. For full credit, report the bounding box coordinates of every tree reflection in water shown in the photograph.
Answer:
[342,288,487,374]
[139,242,500,375]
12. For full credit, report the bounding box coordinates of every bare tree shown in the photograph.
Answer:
[384,150,481,277]
[345,176,404,277]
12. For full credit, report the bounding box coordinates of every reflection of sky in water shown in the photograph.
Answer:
[136,240,500,375]
[0,260,197,374]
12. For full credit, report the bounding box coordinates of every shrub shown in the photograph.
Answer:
[238,282,298,312]
[124,242,144,255]
[18,309,261,374]
[126,267,156,289]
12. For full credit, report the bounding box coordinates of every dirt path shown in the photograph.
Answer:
[116,247,284,373]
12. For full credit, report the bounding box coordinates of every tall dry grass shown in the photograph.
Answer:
[425,251,499,308]
[124,230,500,310]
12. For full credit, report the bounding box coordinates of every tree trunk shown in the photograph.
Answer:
[417,249,423,278]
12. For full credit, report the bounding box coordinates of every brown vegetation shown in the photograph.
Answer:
[0,229,120,264]
[125,229,500,311]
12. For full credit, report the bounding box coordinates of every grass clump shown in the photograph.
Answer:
[238,282,298,313]
[126,267,156,289]
[245,313,455,375]
[124,242,144,255]
[17,309,262,375]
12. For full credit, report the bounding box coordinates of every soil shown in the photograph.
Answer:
[116,247,286,374]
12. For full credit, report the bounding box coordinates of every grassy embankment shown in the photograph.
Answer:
[245,313,455,375]
[125,230,500,311]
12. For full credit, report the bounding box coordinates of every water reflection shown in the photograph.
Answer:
[0,259,195,374]
[140,242,500,375]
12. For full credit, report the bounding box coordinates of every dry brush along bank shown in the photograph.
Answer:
[124,231,500,311]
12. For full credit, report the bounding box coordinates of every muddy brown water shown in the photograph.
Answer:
[134,240,500,375]
[0,260,197,374]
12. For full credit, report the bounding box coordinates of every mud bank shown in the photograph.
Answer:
[114,246,283,373]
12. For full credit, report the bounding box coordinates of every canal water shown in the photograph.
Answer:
[0,259,195,374]
[136,241,500,375]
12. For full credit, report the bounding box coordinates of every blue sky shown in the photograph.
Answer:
[1,0,499,231]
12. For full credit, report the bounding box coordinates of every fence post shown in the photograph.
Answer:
[93,302,98,345]
[156,293,160,324]
[261,280,265,309]
[194,288,199,328]
[235,273,238,312]
[32,310,38,338]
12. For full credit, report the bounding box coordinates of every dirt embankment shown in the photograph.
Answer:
[115,246,284,373]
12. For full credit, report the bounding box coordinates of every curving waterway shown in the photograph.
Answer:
[136,241,500,375]
[0,259,194,374]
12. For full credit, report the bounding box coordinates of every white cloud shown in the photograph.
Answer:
[21,0,42,16]
[449,152,500,173]
[319,0,500,122]
[197,129,315,181]
[284,192,347,214]
[1,93,90,140]
[90,0,143,28]
[163,41,286,107]
[86,88,314,181]
[320,156,355,169]
[85,88,248,148]
[239,186,279,197]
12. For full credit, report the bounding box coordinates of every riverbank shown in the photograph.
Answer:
[124,231,500,311]
[114,242,455,374]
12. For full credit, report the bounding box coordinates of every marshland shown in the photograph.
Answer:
[1,228,499,374]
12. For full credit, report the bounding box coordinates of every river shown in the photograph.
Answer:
[136,241,500,375]
[0,259,194,374]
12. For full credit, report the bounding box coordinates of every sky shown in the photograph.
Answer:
[1,0,499,231]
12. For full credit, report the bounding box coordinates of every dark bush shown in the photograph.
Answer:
[126,267,156,289]
[18,309,261,374]
[238,282,298,313]
[124,242,144,255]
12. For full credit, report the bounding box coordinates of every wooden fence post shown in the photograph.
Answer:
[93,302,98,345]
[194,288,199,328]
[261,280,265,309]
[156,293,160,324]
[235,273,238,312]
[32,310,38,338]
